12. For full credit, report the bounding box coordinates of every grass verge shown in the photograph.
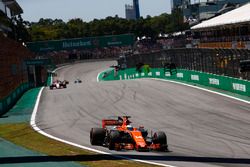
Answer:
[0,123,158,167]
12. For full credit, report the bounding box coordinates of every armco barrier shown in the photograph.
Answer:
[0,83,31,116]
[100,68,250,97]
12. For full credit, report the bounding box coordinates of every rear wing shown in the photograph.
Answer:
[102,116,132,128]
[102,119,122,128]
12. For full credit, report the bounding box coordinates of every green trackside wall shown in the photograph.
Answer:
[0,72,53,116]
[99,68,250,97]
[46,72,53,86]
[0,83,31,116]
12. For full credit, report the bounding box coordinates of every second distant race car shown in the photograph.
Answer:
[74,79,82,83]
[90,116,168,151]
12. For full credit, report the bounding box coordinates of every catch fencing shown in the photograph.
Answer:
[119,48,250,80]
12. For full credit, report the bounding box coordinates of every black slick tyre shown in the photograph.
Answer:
[153,131,168,151]
[90,128,106,145]
[108,130,120,150]
[153,131,167,145]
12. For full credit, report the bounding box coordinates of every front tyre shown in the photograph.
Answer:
[108,130,120,150]
[90,128,106,146]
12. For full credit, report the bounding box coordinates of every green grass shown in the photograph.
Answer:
[0,123,159,167]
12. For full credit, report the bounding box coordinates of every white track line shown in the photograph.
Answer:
[149,78,250,104]
[97,71,102,82]
[30,90,177,167]
[30,69,177,167]
[96,69,113,82]
[98,70,249,104]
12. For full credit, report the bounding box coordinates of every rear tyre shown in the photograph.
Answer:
[153,131,168,151]
[90,128,106,145]
[153,131,167,144]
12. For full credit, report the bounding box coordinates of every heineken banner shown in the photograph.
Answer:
[26,34,134,53]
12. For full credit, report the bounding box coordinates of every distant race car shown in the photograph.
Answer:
[74,79,82,83]
[50,80,68,89]
[64,80,69,84]
[90,116,168,151]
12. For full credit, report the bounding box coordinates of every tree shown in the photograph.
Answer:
[171,8,189,32]
[66,18,88,38]
[12,14,31,42]
[28,11,190,42]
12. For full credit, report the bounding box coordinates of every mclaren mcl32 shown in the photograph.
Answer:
[90,116,168,151]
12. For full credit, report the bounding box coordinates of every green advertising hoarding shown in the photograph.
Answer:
[26,34,135,53]
[99,68,250,97]
[25,58,51,65]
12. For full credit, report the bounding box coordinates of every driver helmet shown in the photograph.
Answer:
[126,125,133,131]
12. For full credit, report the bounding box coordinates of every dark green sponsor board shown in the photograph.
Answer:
[25,58,51,65]
[26,34,134,53]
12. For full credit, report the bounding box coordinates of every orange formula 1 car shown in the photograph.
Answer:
[90,116,168,151]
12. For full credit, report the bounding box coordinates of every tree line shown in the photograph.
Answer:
[25,9,189,42]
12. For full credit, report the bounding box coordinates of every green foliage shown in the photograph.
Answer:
[0,12,31,42]
[28,11,189,41]
[171,8,189,32]
[0,11,12,27]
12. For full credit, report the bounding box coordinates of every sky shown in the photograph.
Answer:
[16,0,171,22]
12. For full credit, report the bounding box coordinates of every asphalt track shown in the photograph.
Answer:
[36,61,250,167]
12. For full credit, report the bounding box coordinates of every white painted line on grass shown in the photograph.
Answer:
[31,68,177,167]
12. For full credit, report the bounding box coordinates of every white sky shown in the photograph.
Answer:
[16,0,171,22]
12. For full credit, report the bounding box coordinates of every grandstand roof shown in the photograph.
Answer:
[191,3,250,30]
[2,0,23,15]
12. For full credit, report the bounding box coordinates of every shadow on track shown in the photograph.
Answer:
[0,154,250,165]
[0,116,9,118]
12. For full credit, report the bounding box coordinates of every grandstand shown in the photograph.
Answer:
[0,0,23,35]
[124,2,250,80]
[179,0,250,24]
[191,3,250,49]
